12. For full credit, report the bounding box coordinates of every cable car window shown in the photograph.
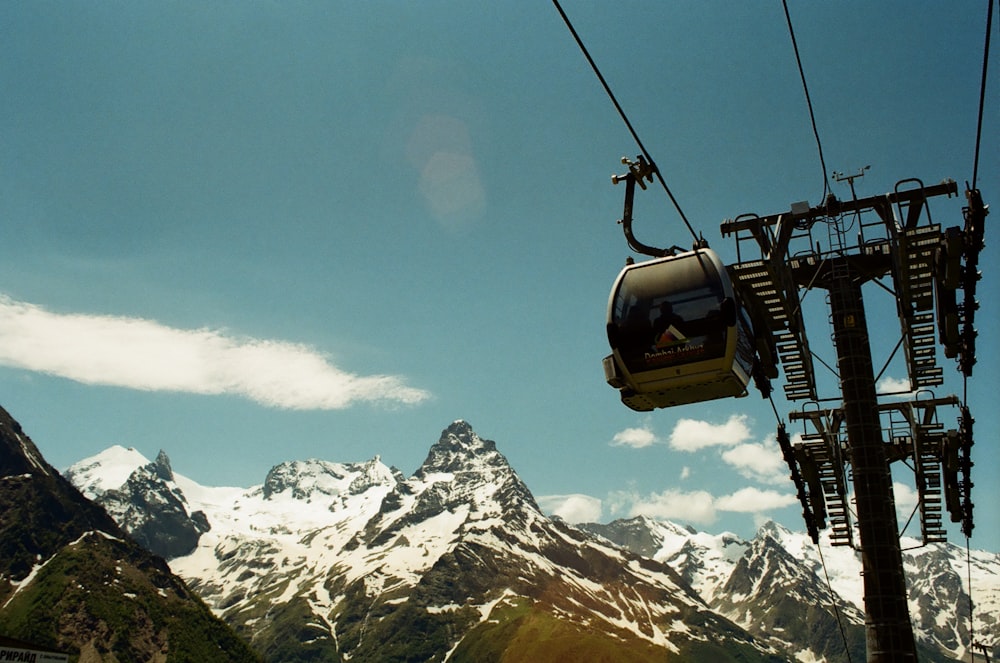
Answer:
[610,257,729,371]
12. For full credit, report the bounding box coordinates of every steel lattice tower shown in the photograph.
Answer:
[721,178,985,662]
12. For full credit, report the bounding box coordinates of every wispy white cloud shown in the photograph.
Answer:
[0,296,430,410]
[668,414,752,451]
[536,494,603,524]
[612,415,759,453]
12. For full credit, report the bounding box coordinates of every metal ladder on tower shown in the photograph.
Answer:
[728,259,817,401]
[896,223,944,389]
[913,422,948,543]
[816,221,863,549]
[795,432,854,547]
[789,405,856,548]
[885,399,951,544]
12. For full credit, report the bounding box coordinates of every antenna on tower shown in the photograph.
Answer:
[832,165,871,203]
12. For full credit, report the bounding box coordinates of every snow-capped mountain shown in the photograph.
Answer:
[583,517,1000,662]
[65,446,209,559]
[582,518,750,605]
[0,404,257,662]
[68,421,779,662]
[66,421,999,662]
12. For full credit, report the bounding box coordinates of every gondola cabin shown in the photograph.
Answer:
[603,248,755,411]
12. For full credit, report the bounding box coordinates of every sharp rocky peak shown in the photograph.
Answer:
[414,421,539,509]
[416,420,503,477]
[756,520,793,546]
[95,448,210,560]
[152,449,173,482]
[360,421,540,541]
[121,449,176,489]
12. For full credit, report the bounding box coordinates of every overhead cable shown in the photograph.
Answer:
[817,542,855,662]
[552,0,699,243]
[781,0,832,204]
[971,0,995,190]
[964,8,991,649]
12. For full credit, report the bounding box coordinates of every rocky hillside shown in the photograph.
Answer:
[0,404,260,662]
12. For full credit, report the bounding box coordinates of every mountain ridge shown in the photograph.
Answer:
[65,420,999,662]
[68,421,787,661]
[581,515,999,662]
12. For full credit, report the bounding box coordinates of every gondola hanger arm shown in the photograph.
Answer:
[613,156,701,258]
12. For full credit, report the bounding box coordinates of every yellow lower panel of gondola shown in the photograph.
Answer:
[607,353,750,411]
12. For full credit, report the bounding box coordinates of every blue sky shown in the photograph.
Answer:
[2,2,997,551]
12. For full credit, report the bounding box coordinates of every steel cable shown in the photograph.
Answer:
[552,0,700,244]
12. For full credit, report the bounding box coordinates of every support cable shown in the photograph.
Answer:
[962,373,981,660]
[781,0,832,204]
[873,336,905,386]
[771,398,853,661]
[766,393,782,422]
[898,503,920,543]
[971,0,994,189]
[552,0,699,244]
[817,541,855,663]
[810,348,840,380]
[967,536,978,662]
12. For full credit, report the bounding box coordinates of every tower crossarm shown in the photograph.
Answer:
[720,179,958,243]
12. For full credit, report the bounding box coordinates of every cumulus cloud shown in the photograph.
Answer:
[610,425,659,449]
[536,494,603,524]
[668,414,752,451]
[0,296,430,410]
[608,484,797,526]
[877,376,915,398]
[720,435,788,484]
[892,481,920,525]
[715,487,798,513]
[608,487,718,524]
